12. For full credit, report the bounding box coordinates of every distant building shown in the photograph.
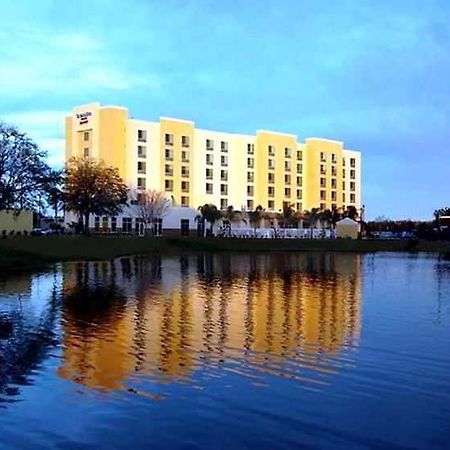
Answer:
[0,209,33,234]
[65,103,362,216]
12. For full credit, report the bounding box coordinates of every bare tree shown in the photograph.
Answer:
[137,189,171,235]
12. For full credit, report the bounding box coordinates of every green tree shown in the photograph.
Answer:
[197,203,222,236]
[64,157,128,234]
[434,207,450,231]
[344,205,359,221]
[0,122,53,210]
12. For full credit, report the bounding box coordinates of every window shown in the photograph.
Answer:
[181,166,189,177]
[331,191,337,201]
[111,217,117,232]
[137,161,146,174]
[221,170,228,181]
[296,202,302,211]
[350,193,356,203]
[181,135,190,147]
[331,166,337,176]
[221,155,228,167]
[268,200,274,210]
[320,190,326,200]
[268,159,275,170]
[297,189,302,199]
[320,203,326,210]
[165,148,173,160]
[165,164,173,176]
[268,172,275,183]
[83,147,89,157]
[83,131,90,141]
[343,169,346,178]
[320,164,326,175]
[342,181,346,190]
[182,150,189,162]
[297,150,302,160]
[165,133,173,145]
[94,216,100,232]
[165,179,173,191]
[247,199,254,210]
[138,145,146,158]
[268,186,275,197]
[181,181,189,192]
[350,158,356,168]
[247,171,254,183]
[137,177,146,189]
[284,160,291,171]
[350,169,356,179]
[206,168,213,179]
[221,141,228,152]
[138,130,147,142]
[220,198,228,209]
[206,154,213,165]
[342,193,346,203]
[220,184,228,195]
[181,219,190,235]
[285,187,291,197]
[297,163,302,174]
[268,145,275,156]
[350,181,356,191]
[122,217,132,233]
[285,174,291,184]
[135,218,143,235]
[206,183,213,194]
[320,152,326,162]
[247,143,254,154]
[320,177,326,188]
[342,158,346,166]
[331,178,337,189]
[331,153,337,164]
[297,176,302,186]
[285,147,292,158]
[181,196,189,207]
[206,139,214,150]
[247,157,254,168]
[247,185,254,196]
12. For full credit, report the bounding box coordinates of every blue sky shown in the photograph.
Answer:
[0,0,449,219]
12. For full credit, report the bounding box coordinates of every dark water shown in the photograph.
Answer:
[1,252,450,449]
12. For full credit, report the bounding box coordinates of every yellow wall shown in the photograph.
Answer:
[303,138,344,211]
[99,108,128,181]
[0,210,33,233]
[159,118,195,206]
[255,131,299,211]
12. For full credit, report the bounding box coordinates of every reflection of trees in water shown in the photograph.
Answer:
[58,253,362,391]
[0,270,60,406]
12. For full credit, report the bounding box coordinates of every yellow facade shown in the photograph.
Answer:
[65,103,361,212]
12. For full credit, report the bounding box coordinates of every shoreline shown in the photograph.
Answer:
[1,236,450,274]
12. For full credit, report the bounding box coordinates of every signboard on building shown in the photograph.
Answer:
[76,112,92,125]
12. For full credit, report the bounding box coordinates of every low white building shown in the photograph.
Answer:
[64,204,200,236]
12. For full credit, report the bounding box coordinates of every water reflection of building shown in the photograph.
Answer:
[58,253,362,391]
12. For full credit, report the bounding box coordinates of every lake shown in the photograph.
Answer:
[1,252,450,449]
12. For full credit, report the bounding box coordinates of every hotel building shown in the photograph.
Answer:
[65,103,361,214]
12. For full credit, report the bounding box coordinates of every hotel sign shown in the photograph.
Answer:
[76,112,92,125]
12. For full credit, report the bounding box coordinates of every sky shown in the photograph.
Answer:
[0,0,449,220]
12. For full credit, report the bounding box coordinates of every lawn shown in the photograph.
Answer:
[1,235,449,273]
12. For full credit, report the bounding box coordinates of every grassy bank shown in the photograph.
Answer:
[1,235,450,272]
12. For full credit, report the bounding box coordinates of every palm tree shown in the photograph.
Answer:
[277,203,296,228]
[197,204,222,236]
[434,207,450,232]
[309,207,321,237]
[247,205,264,235]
